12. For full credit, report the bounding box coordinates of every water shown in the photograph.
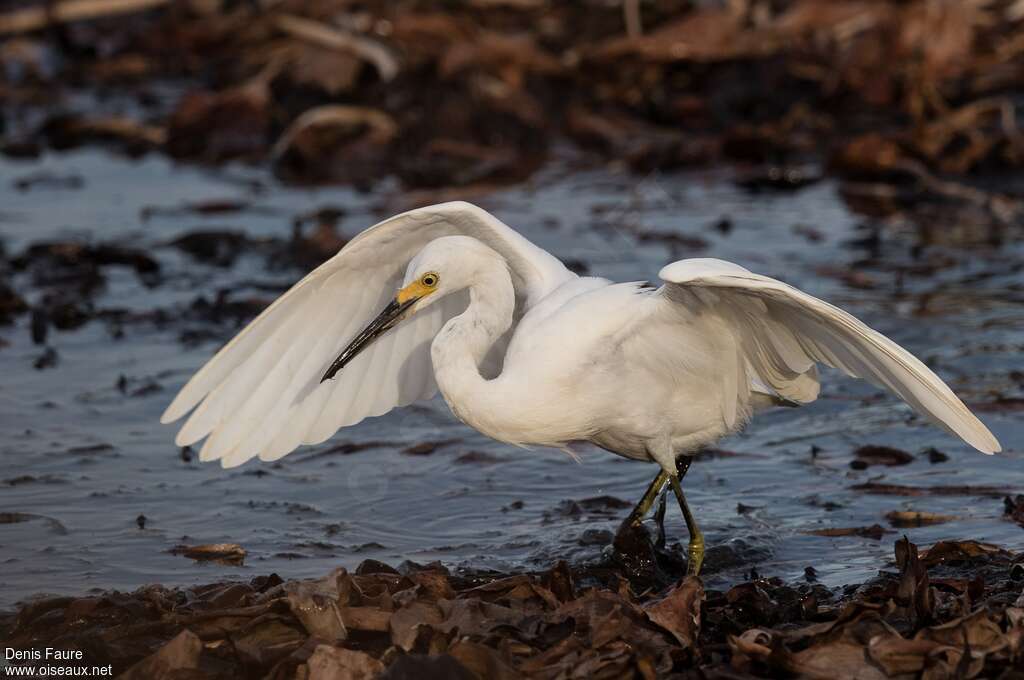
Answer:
[1,150,1021,609]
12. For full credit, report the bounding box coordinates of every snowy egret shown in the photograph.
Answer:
[162,201,1001,575]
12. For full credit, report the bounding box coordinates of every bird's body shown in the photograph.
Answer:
[437,274,744,467]
[162,201,1000,573]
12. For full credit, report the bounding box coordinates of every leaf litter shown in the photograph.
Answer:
[5,536,1024,678]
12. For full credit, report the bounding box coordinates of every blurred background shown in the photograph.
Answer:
[0,0,1022,609]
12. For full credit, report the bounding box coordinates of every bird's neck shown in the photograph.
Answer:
[431,265,515,436]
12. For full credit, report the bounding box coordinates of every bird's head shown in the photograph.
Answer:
[320,236,499,382]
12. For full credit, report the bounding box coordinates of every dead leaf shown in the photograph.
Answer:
[541,560,575,603]
[644,576,703,649]
[791,639,889,680]
[916,609,1007,656]
[390,600,443,651]
[120,629,201,680]
[886,511,957,528]
[921,540,1013,567]
[867,634,951,676]
[42,114,166,152]
[232,618,307,668]
[448,640,518,680]
[170,543,246,565]
[271,105,396,185]
[286,573,350,641]
[895,536,934,624]
[306,644,383,680]
[0,0,170,35]
[275,14,398,82]
[807,524,892,540]
[591,7,770,64]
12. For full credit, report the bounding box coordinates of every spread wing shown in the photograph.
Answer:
[161,201,575,467]
[659,258,1000,454]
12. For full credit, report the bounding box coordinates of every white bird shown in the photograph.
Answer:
[162,201,1001,574]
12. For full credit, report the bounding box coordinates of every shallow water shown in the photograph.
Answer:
[1,150,1021,609]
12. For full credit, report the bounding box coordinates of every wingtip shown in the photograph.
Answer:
[160,402,180,425]
[161,391,193,425]
[971,430,1001,455]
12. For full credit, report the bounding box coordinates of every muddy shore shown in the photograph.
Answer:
[2,1,1024,677]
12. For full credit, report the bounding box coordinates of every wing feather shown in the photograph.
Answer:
[660,258,1000,454]
[163,202,574,467]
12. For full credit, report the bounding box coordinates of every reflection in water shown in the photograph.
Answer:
[0,150,1020,608]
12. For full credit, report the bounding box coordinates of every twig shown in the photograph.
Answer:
[0,0,170,35]
[274,14,398,82]
[623,0,642,38]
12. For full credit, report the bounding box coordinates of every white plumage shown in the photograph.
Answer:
[162,201,1000,473]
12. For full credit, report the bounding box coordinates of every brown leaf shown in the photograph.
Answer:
[271,105,396,185]
[260,41,362,96]
[461,575,534,600]
[390,601,443,651]
[725,582,780,625]
[42,114,166,153]
[791,639,888,680]
[286,573,350,642]
[0,0,171,36]
[915,609,1007,655]
[448,640,518,680]
[807,524,892,540]
[275,14,398,82]
[895,536,934,624]
[540,560,575,603]
[438,598,524,638]
[920,540,1012,567]
[867,635,950,676]
[338,606,391,633]
[886,511,957,528]
[306,644,383,680]
[591,7,771,64]
[407,570,456,601]
[120,629,201,680]
[169,543,246,565]
[644,576,703,648]
[232,618,307,668]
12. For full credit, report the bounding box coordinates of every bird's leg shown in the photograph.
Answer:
[626,470,669,527]
[670,456,705,576]
[653,491,668,549]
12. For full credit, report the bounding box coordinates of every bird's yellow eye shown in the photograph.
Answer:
[421,272,439,288]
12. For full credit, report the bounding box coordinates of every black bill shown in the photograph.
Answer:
[321,296,417,382]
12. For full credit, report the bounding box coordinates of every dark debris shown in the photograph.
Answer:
[3,538,1023,678]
